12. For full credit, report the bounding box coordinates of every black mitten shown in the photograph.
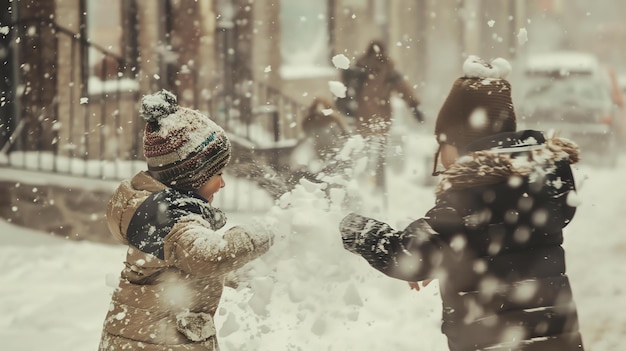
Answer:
[339,213,371,253]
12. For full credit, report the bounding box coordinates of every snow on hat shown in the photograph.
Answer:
[435,55,517,153]
[141,89,231,190]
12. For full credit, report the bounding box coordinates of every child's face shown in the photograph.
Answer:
[440,143,459,169]
[197,172,225,203]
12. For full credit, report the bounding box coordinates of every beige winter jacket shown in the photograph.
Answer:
[99,171,272,351]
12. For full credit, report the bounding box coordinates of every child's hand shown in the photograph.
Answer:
[408,279,433,292]
[244,217,276,251]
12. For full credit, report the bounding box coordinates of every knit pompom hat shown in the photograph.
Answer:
[141,89,231,190]
[435,55,517,154]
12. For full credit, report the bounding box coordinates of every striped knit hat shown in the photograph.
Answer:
[141,89,231,190]
[435,55,517,154]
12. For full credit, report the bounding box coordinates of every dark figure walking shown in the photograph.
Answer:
[342,40,424,201]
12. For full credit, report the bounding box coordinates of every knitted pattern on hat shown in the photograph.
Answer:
[435,55,517,152]
[141,89,232,190]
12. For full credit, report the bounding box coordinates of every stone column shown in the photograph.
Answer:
[135,1,162,95]
[251,0,281,89]
[55,0,84,159]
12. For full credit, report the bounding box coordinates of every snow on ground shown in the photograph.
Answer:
[1,132,625,351]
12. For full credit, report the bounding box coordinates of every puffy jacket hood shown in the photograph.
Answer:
[106,171,167,244]
[436,130,580,196]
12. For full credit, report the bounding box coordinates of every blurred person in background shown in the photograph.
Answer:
[292,97,351,177]
[342,40,425,201]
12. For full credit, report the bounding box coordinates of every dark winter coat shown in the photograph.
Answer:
[99,171,272,351]
[340,130,585,351]
[351,51,420,137]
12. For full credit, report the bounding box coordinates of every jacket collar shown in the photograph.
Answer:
[436,133,579,196]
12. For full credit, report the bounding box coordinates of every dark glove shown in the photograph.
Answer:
[339,213,371,254]
[411,105,425,123]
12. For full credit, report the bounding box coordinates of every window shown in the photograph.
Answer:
[87,0,122,81]
[280,1,333,79]
[86,0,138,94]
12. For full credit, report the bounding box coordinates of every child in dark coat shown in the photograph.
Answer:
[339,56,585,351]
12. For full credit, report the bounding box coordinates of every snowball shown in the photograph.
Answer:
[331,54,350,69]
[490,58,512,78]
[328,80,347,98]
[517,28,528,45]
[463,56,511,79]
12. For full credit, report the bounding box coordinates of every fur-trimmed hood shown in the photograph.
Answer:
[436,132,580,196]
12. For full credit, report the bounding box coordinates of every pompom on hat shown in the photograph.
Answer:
[435,55,517,154]
[141,89,231,190]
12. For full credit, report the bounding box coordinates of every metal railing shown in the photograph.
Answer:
[0,18,309,212]
[209,80,306,147]
[1,17,144,180]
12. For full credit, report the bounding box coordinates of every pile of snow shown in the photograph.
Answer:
[1,134,626,351]
[215,176,446,351]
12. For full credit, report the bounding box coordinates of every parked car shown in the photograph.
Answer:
[518,51,622,167]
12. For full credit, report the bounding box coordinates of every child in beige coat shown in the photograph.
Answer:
[99,90,274,351]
